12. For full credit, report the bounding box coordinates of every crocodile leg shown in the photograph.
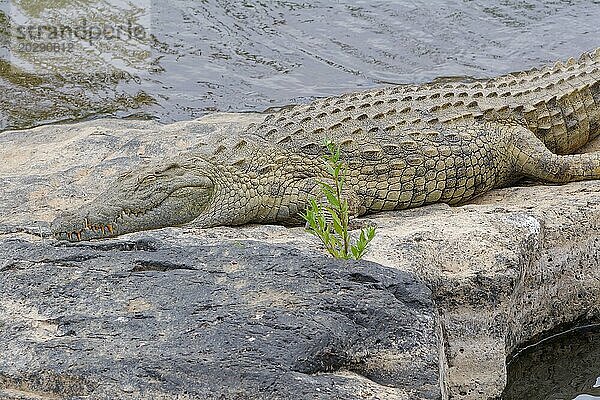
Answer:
[511,124,600,183]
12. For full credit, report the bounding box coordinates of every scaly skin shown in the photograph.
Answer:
[52,49,600,241]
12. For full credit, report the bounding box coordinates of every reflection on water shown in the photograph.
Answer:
[0,0,599,130]
[0,0,156,130]
[1,0,600,130]
[504,325,600,400]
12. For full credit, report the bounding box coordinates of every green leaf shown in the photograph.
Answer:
[325,233,342,257]
[334,144,341,161]
[348,226,377,260]
[325,163,335,176]
[341,200,349,214]
[323,190,340,209]
[367,226,376,240]
[319,181,335,195]
[328,209,344,236]
[316,212,327,231]
[351,242,364,260]
[334,163,342,177]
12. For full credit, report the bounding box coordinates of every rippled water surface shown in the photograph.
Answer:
[1,0,600,130]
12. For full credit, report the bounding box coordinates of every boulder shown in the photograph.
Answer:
[1,114,599,399]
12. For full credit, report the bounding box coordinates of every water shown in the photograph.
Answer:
[1,1,600,396]
[1,0,600,131]
[504,325,600,400]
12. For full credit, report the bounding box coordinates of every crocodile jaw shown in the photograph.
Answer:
[52,161,216,241]
[52,184,214,241]
[52,205,122,241]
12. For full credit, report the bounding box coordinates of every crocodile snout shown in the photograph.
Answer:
[52,209,121,242]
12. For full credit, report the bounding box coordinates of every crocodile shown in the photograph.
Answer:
[52,49,600,241]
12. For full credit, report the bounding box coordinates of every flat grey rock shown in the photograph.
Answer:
[0,234,439,400]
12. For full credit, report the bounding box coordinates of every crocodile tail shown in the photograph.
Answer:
[512,47,600,155]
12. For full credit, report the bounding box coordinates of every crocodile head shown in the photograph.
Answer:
[51,157,217,241]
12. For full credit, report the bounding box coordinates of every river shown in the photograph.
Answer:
[1,0,600,131]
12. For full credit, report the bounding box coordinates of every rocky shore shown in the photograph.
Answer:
[1,114,599,399]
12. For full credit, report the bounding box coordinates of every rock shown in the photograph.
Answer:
[0,235,439,400]
[366,186,600,399]
[0,113,599,400]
